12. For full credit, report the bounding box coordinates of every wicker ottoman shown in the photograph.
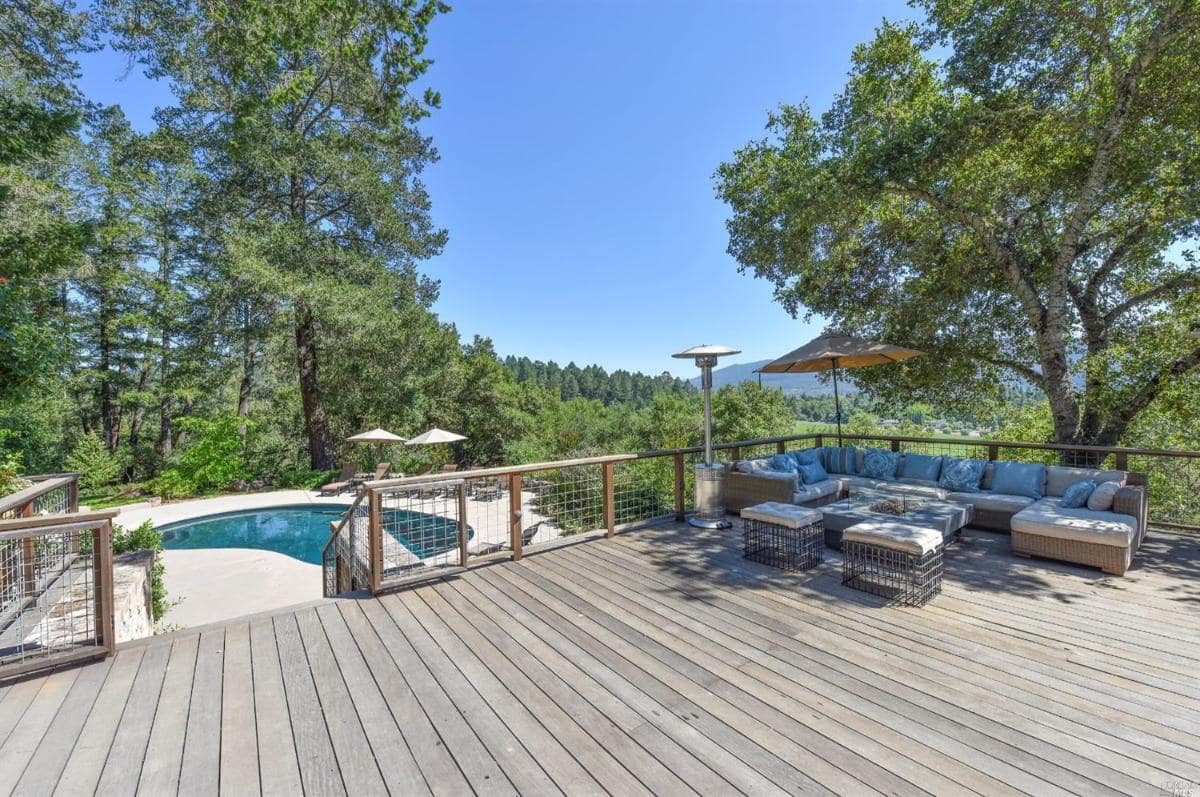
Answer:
[842,521,944,606]
[741,502,824,572]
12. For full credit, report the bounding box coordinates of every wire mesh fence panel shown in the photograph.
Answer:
[612,460,673,528]
[520,465,604,550]
[0,521,110,677]
[1128,453,1200,529]
[376,480,468,589]
[463,475,512,558]
[31,484,70,516]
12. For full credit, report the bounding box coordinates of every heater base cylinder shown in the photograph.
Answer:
[690,463,731,529]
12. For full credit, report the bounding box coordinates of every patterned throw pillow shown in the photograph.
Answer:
[861,448,900,480]
[797,460,828,485]
[1087,481,1121,512]
[824,446,858,475]
[1060,480,1097,508]
[938,457,987,493]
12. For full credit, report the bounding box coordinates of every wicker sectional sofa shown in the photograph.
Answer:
[725,447,1148,575]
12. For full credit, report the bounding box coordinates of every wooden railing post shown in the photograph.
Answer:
[673,453,685,521]
[890,439,900,452]
[987,444,999,461]
[776,441,787,454]
[602,462,615,538]
[730,446,741,462]
[509,473,523,560]
[368,490,382,594]
[457,485,469,567]
[1114,451,1128,470]
[20,503,35,593]
[96,520,115,652]
[815,434,824,447]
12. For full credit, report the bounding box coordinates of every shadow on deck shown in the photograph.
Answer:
[1,521,1198,795]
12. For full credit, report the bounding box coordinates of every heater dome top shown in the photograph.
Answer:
[671,344,741,360]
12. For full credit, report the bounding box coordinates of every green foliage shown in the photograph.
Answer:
[151,416,252,497]
[712,382,795,442]
[276,467,336,490]
[66,432,121,490]
[717,2,1200,446]
[112,520,167,621]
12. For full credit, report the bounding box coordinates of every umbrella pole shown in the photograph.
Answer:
[831,357,843,447]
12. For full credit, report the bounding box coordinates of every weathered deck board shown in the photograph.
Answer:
[1,523,1197,795]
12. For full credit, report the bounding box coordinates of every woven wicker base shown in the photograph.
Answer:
[1011,531,1131,575]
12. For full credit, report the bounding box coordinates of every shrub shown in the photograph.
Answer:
[152,416,253,498]
[112,520,168,622]
[276,466,335,489]
[66,432,121,490]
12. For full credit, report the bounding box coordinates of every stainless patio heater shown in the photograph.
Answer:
[672,344,741,528]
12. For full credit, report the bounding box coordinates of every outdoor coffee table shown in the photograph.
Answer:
[821,488,974,550]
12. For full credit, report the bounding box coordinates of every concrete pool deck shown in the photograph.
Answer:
[111,490,354,629]
[106,487,555,630]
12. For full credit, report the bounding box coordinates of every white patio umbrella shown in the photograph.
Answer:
[346,428,407,444]
[346,428,407,472]
[406,427,468,467]
[405,428,468,445]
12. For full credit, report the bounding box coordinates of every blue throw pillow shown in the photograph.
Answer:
[899,453,942,482]
[1060,479,1097,508]
[861,447,900,480]
[989,461,1046,500]
[938,457,987,493]
[767,453,796,472]
[797,460,828,485]
[824,446,858,475]
[789,447,823,469]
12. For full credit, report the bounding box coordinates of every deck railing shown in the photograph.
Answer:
[322,431,1199,596]
[0,509,118,679]
[0,473,81,520]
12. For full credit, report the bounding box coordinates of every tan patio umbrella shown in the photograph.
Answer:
[758,334,925,446]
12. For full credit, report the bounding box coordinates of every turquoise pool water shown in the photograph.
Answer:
[158,504,469,564]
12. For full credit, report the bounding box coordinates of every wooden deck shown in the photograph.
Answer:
[1,522,1199,796]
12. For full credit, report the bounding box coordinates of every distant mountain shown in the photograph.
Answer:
[688,359,851,396]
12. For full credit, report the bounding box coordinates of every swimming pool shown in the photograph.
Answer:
[158,504,470,565]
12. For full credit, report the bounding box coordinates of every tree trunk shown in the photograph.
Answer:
[296,306,334,469]
[97,306,121,453]
[237,325,255,420]
[157,236,173,459]
[126,361,150,481]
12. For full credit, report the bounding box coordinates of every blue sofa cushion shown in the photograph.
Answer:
[767,453,796,473]
[900,453,942,482]
[797,460,828,485]
[1060,479,1097,509]
[861,448,900,480]
[989,461,1046,500]
[824,446,858,475]
[938,457,986,493]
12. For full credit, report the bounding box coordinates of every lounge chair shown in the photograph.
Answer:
[319,463,358,496]
[414,464,434,476]
[354,462,392,485]
[441,464,459,473]
[466,521,545,557]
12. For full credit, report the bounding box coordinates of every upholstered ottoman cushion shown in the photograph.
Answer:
[741,502,822,529]
[843,521,943,556]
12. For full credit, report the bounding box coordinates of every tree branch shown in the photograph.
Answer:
[1053,3,1186,281]
[977,355,1045,389]
[1100,344,1200,443]
[1103,274,1200,326]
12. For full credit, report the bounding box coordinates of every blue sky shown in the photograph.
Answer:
[76,0,918,376]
